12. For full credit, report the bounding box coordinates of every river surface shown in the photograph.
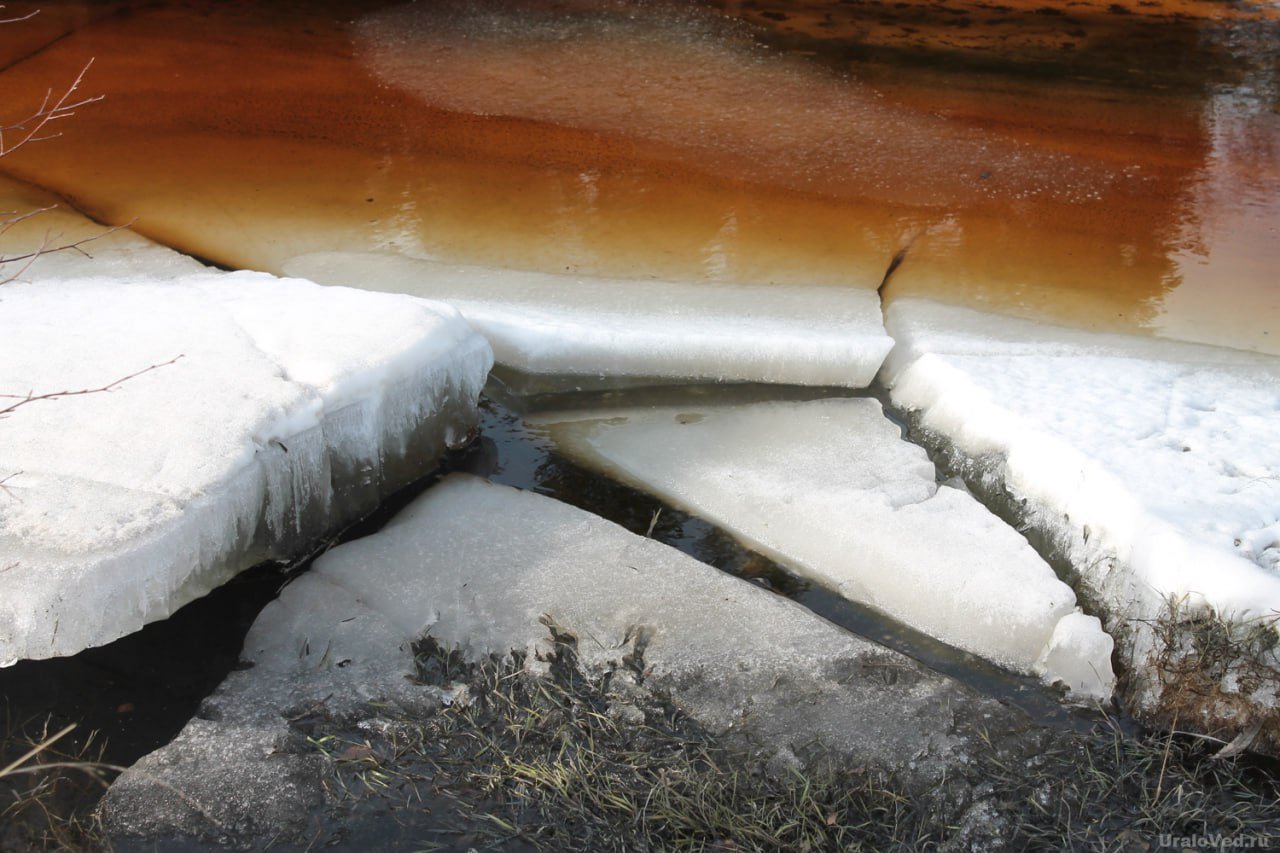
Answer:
[0,0,1276,353]
[2,4,1279,845]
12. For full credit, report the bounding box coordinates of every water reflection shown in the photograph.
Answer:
[712,0,1279,350]
[0,0,1273,353]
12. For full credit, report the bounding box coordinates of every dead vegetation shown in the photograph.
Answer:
[304,628,1280,852]
[1137,596,1280,759]
[0,715,113,850]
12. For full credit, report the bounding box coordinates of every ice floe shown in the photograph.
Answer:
[285,251,892,388]
[0,272,492,664]
[103,474,1038,843]
[881,298,1280,622]
[530,397,1115,700]
[881,298,1280,744]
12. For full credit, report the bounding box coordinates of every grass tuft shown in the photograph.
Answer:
[307,627,1280,851]
[0,714,113,850]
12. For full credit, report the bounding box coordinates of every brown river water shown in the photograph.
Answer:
[0,0,1276,353]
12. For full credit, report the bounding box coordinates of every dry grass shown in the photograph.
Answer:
[307,629,1280,852]
[1137,596,1280,757]
[0,715,114,850]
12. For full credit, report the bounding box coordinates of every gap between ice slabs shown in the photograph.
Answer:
[285,252,893,388]
[529,397,1116,701]
[0,272,493,665]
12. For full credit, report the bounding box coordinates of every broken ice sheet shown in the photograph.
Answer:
[530,397,1115,701]
[881,297,1280,633]
[0,272,492,665]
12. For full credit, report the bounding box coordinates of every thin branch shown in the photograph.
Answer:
[0,470,20,501]
[0,8,39,26]
[0,205,56,231]
[0,58,101,159]
[0,355,185,418]
[0,219,137,285]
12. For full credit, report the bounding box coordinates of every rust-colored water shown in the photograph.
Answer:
[0,0,1275,353]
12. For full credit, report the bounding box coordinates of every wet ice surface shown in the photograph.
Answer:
[882,297,1280,623]
[530,397,1114,700]
[100,473,1028,845]
[355,0,1109,209]
[287,252,892,387]
[0,273,492,664]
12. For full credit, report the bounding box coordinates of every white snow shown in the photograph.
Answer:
[531,397,1115,700]
[284,251,893,388]
[0,272,493,665]
[881,297,1280,627]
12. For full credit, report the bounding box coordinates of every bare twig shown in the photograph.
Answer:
[1,205,57,232]
[0,219,136,284]
[0,355,185,419]
[0,7,39,26]
[0,58,101,159]
[0,470,21,501]
[0,723,76,778]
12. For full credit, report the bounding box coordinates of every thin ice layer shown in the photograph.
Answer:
[532,398,1114,699]
[0,273,493,665]
[881,297,1280,624]
[285,252,892,388]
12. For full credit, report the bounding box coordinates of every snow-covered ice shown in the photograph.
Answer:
[881,298,1280,624]
[881,298,1280,743]
[0,272,492,665]
[239,472,976,758]
[284,251,893,388]
[531,397,1115,700]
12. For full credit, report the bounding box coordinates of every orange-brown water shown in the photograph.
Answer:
[0,0,1275,353]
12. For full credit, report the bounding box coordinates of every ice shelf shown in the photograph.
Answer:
[284,252,893,388]
[881,297,1280,748]
[0,272,493,664]
[881,298,1280,626]
[531,397,1115,700]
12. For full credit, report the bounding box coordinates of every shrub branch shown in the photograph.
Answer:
[0,355,185,419]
